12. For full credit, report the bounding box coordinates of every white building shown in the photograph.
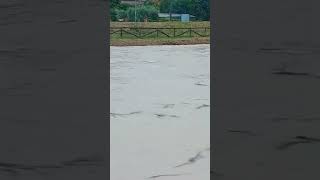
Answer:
[121,0,146,5]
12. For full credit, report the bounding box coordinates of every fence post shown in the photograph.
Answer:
[156,29,159,37]
[173,28,176,37]
[120,28,123,38]
[189,28,192,37]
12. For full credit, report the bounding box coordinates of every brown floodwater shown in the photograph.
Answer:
[111,44,210,180]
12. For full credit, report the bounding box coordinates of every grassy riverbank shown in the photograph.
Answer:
[110,21,210,46]
[111,21,210,28]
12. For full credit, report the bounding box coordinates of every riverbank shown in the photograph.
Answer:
[110,21,210,46]
[111,37,209,46]
[111,21,210,28]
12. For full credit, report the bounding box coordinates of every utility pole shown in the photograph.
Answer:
[169,1,172,21]
[134,0,137,25]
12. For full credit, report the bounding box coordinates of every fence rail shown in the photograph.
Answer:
[110,27,210,38]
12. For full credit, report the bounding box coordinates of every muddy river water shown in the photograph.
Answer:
[110,44,210,180]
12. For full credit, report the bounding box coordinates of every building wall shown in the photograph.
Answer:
[121,0,146,5]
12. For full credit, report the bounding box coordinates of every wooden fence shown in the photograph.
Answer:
[110,27,210,38]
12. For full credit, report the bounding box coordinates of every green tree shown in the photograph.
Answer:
[116,9,128,20]
[159,0,194,15]
[127,5,159,22]
[190,0,210,20]
[110,8,117,21]
[170,0,193,14]
[111,0,120,8]
[144,0,161,7]
[159,0,210,20]
[110,0,134,21]
[117,3,132,11]
[159,0,171,13]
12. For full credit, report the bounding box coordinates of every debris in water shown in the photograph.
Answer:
[146,173,190,179]
[110,111,142,117]
[196,104,210,109]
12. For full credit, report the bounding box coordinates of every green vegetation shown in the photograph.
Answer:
[110,1,210,46]
[111,21,210,28]
[110,0,210,22]
[159,0,209,20]
[110,21,210,46]
[126,5,159,22]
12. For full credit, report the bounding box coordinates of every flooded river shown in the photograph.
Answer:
[110,44,210,180]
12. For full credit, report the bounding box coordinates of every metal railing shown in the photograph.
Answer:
[110,27,210,38]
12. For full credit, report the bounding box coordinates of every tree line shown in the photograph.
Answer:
[110,0,210,22]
